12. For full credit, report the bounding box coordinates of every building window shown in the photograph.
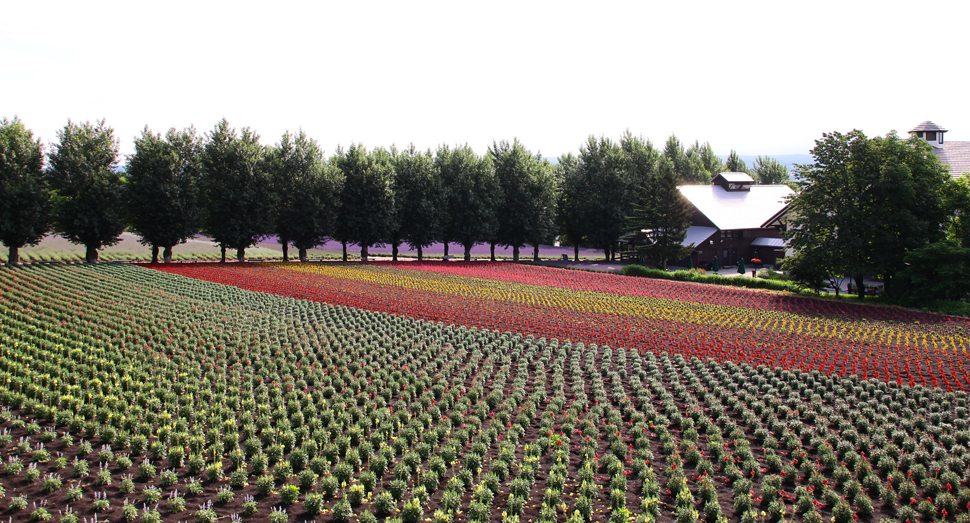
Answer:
[917,132,924,138]
[926,131,937,141]
[723,249,728,259]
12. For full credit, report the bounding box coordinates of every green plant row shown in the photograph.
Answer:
[620,264,804,293]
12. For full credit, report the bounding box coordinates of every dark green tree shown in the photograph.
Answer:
[628,157,694,269]
[892,241,970,306]
[490,139,556,262]
[555,153,587,262]
[724,150,748,174]
[436,144,497,261]
[332,144,395,261]
[393,145,442,261]
[687,140,722,184]
[578,136,629,261]
[126,126,204,263]
[784,130,949,298]
[944,173,970,248]
[525,160,558,262]
[663,135,709,184]
[47,119,124,263]
[752,156,790,185]
[199,119,273,263]
[267,130,342,262]
[0,117,50,265]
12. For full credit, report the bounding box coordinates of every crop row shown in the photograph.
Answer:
[150,262,970,391]
[1,264,969,522]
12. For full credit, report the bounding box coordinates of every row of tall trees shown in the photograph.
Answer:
[1,117,771,265]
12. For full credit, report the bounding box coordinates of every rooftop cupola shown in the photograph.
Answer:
[712,172,754,191]
[909,120,947,149]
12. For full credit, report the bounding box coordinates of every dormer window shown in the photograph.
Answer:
[926,131,937,141]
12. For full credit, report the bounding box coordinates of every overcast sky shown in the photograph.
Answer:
[3,1,966,161]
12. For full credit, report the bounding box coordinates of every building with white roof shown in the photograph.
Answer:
[676,173,793,268]
[908,121,970,178]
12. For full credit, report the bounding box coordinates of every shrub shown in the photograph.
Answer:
[331,499,353,523]
[374,491,396,517]
[255,474,275,496]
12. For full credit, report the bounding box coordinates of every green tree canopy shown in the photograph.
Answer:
[628,156,693,269]
[945,173,970,248]
[267,130,342,262]
[47,119,124,263]
[724,150,748,174]
[490,139,556,262]
[436,144,497,261]
[579,136,630,261]
[555,152,586,262]
[784,130,949,298]
[199,119,273,263]
[126,126,204,263]
[332,144,396,261]
[0,117,50,264]
[752,156,790,185]
[393,145,442,261]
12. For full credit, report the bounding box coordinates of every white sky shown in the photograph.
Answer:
[3,0,967,161]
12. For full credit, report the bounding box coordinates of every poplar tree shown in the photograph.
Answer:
[47,119,124,263]
[0,117,50,265]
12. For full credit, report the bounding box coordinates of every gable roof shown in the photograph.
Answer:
[910,120,948,133]
[678,184,794,231]
[936,142,970,178]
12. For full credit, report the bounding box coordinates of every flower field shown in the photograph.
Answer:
[1,263,969,523]
[152,262,970,391]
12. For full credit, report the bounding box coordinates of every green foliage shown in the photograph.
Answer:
[891,241,970,305]
[393,145,443,260]
[490,138,557,262]
[786,130,949,298]
[752,156,790,185]
[620,264,801,292]
[436,143,498,261]
[724,150,748,174]
[332,143,396,260]
[0,117,50,264]
[46,119,124,262]
[629,156,694,269]
[199,118,273,262]
[125,126,203,262]
[267,130,342,262]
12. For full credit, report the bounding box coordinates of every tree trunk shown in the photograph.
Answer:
[7,246,19,265]
[883,274,893,296]
[604,247,610,262]
[490,243,496,262]
[299,248,308,263]
[342,241,347,262]
[151,245,159,264]
[464,245,471,262]
[533,244,539,262]
[443,243,449,257]
[392,242,399,262]
[85,245,99,263]
[281,240,289,262]
[163,245,173,263]
[513,246,520,262]
[220,245,226,263]
[574,244,579,262]
[855,273,865,299]
[236,247,245,263]
[361,244,369,261]
[417,246,423,261]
